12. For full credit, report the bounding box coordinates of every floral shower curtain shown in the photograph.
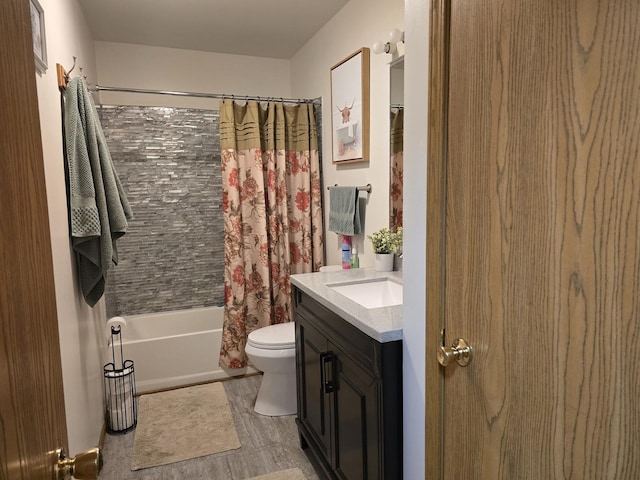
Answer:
[219,99,323,368]
[390,108,404,230]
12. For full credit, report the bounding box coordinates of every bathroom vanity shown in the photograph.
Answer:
[291,269,403,480]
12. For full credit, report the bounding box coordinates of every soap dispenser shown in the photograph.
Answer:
[350,247,359,268]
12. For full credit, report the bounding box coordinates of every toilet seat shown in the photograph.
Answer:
[247,322,295,350]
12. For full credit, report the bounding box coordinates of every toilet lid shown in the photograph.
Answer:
[247,322,295,350]
[319,265,343,272]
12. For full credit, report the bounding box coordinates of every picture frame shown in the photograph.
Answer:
[330,47,370,163]
[30,0,47,74]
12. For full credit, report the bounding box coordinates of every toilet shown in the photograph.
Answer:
[245,322,296,416]
[319,265,343,272]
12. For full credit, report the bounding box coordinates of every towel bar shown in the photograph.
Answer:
[326,184,371,193]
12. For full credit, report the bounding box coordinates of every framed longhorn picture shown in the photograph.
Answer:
[330,47,370,163]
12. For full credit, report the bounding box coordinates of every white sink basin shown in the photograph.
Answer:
[328,278,403,309]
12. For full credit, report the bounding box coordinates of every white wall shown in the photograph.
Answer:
[290,0,404,269]
[94,42,292,108]
[34,0,105,456]
[402,0,428,478]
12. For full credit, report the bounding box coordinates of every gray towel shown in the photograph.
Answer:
[64,77,133,307]
[328,186,361,235]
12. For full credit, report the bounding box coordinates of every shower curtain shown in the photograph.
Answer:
[219,99,323,368]
[390,108,404,230]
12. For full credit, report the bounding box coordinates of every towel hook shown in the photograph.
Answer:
[67,56,77,76]
[56,56,77,92]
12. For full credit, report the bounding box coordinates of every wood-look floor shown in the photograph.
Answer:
[99,375,321,479]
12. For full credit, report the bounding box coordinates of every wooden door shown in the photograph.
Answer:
[426,0,640,478]
[0,0,69,478]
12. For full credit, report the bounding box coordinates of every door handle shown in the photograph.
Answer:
[55,447,102,479]
[320,352,336,393]
[437,337,473,367]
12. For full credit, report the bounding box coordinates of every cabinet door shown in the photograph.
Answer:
[297,317,332,463]
[333,344,380,480]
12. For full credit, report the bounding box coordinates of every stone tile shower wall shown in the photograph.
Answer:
[99,105,224,317]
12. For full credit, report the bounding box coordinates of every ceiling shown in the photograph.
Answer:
[78,0,349,60]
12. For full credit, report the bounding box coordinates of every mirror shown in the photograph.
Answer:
[389,56,404,230]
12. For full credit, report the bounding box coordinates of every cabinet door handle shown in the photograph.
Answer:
[321,352,335,393]
[319,352,327,394]
[294,288,302,307]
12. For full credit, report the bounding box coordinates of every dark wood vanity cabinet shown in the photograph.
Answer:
[293,287,402,480]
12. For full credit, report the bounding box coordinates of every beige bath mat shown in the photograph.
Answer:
[244,468,306,480]
[131,382,241,470]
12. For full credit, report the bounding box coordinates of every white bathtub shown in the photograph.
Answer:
[105,307,254,393]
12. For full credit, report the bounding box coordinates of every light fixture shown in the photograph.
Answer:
[388,28,404,44]
[372,40,396,55]
[372,28,405,55]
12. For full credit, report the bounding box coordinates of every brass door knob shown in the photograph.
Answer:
[437,338,472,367]
[56,447,103,480]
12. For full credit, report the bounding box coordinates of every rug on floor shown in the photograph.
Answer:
[244,468,306,480]
[131,382,241,470]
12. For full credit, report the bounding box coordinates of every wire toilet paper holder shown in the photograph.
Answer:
[103,323,137,434]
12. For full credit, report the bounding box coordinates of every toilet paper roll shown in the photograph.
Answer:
[107,316,127,331]
[108,400,135,431]
[106,316,127,342]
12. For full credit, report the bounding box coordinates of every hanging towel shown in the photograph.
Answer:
[328,186,361,235]
[64,77,133,307]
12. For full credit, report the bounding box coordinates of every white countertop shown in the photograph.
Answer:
[290,268,403,343]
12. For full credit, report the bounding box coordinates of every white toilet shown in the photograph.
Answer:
[245,322,296,416]
[319,265,343,272]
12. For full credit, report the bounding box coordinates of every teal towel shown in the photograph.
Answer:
[328,186,361,235]
[64,77,133,307]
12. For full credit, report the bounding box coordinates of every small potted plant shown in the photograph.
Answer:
[368,227,403,271]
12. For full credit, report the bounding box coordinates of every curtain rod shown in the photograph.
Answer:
[90,85,320,105]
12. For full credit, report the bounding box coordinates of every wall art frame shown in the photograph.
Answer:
[30,0,47,74]
[330,47,370,163]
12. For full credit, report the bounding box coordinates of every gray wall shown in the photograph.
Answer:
[100,105,224,317]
